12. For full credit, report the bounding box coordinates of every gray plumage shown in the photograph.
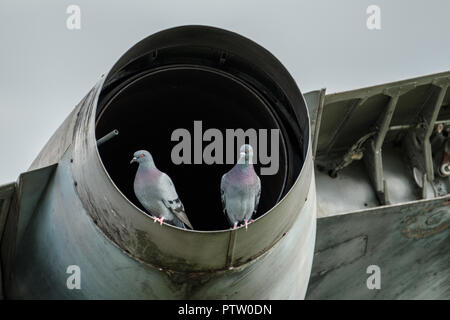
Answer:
[221,144,261,229]
[130,150,193,229]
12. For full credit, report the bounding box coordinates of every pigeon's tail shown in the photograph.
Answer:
[172,217,190,229]
[182,219,194,230]
[162,196,193,229]
[170,206,193,229]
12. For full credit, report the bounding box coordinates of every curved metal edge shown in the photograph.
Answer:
[96,64,290,205]
[6,149,317,298]
[69,72,313,272]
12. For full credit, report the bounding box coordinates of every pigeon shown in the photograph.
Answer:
[221,144,261,229]
[130,150,193,229]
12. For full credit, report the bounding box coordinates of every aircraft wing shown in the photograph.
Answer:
[307,70,450,299]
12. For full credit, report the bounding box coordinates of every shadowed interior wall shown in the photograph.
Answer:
[96,67,289,230]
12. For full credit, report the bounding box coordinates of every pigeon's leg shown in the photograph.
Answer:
[233,222,238,229]
[152,216,164,225]
[244,219,249,229]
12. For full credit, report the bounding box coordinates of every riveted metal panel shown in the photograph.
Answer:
[307,197,450,299]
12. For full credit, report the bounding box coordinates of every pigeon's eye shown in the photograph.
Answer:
[140,154,145,158]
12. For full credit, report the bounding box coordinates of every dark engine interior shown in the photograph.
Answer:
[95,66,290,231]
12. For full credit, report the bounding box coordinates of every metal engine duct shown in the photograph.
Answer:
[1,26,315,299]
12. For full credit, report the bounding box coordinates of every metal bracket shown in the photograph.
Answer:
[364,84,416,205]
[0,182,16,300]
[304,88,326,157]
[328,131,375,177]
[0,164,57,296]
[423,78,450,181]
[404,79,450,197]
[323,97,367,156]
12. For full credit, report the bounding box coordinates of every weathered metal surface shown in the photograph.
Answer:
[15,165,57,250]
[0,182,15,299]
[306,196,450,299]
[316,71,450,216]
[4,26,316,299]
[312,71,450,299]
[70,83,313,270]
[0,182,15,239]
[317,71,450,157]
[6,150,316,299]
[304,89,326,157]
[362,85,416,205]
[0,165,57,297]
[70,26,313,273]
[316,144,418,217]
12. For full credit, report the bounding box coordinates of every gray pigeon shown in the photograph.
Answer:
[221,144,261,229]
[130,150,193,229]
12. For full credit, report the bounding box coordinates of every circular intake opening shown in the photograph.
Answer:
[95,66,290,231]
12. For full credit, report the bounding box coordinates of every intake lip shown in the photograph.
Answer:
[96,64,289,231]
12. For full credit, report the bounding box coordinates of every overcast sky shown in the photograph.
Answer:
[1,0,450,183]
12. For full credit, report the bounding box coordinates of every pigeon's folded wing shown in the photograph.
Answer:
[254,175,261,212]
[220,174,227,213]
[161,174,193,229]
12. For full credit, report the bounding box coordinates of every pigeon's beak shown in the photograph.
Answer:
[130,157,138,164]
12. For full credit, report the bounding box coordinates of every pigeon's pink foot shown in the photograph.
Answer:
[250,219,254,223]
[244,219,249,230]
[233,222,238,229]
[153,216,164,225]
